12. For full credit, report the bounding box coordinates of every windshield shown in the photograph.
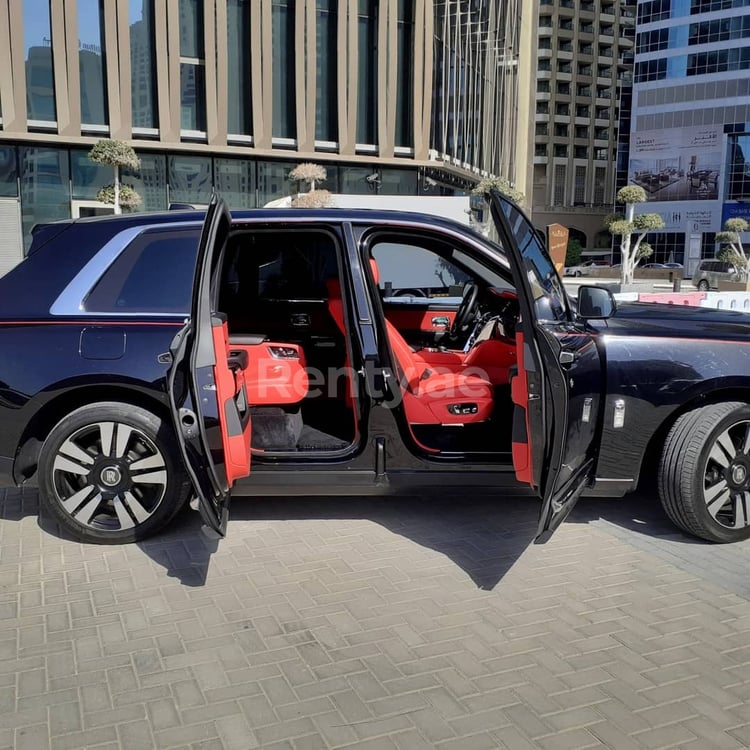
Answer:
[493,196,570,323]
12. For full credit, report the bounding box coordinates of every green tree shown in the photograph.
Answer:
[606,185,664,285]
[716,217,749,280]
[88,139,141,215]
[565,238,583,267]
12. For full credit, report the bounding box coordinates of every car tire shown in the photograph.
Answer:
[574,270,582,277]
[697,280,709,291]
[38,402,191,544]
[658,402,750,543]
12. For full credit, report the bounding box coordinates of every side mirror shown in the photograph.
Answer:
[577,285,615,320]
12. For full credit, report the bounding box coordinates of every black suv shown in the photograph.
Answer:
[2,192,750,546]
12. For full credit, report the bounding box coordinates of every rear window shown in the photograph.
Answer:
[85,228,200,313]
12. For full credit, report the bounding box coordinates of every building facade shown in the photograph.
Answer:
[0,0,536,270]
[532,0,636,256]
[625,0,750,271]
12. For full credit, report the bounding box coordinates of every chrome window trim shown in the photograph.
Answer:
[50,221,202,317]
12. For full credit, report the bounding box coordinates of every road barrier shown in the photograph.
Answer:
[611,290,750,312]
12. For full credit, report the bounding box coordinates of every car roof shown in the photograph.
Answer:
[51,206,481,237]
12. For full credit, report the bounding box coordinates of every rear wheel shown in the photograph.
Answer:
[38,402,191,544]
[659,402,750,543]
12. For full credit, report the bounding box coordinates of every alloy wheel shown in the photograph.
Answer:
[51,421,168,532]
[702,419,750,529]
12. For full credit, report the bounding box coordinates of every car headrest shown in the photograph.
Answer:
[369,258,380,285]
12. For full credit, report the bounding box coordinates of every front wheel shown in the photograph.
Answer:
[659,402,750,543]
[38,402,191,544]
[697,279,709,291]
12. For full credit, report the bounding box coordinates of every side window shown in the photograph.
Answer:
[85,227,200,313]
[371,241,471,299]
[222,230,338,303]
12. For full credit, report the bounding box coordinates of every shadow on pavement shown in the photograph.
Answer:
[3,485,724,590]
[138,492,542,590]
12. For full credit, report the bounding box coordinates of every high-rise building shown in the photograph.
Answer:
[532,0,636,256]
[0,0,536,259]
[623,0,750,272]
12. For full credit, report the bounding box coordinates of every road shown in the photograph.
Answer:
[1,486,750,749]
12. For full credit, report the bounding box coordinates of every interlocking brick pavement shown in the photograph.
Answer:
[2,486,750,748]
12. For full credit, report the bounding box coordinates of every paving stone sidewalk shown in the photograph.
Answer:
[2,486,750,749]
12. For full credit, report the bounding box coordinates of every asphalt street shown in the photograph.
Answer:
[1,485,750,749]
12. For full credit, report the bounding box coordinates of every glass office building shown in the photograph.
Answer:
[0,0,536,262]
[625,0,750,270]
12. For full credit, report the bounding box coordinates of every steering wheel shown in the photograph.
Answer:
[450,283,480,338]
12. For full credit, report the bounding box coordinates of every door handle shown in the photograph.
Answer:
[432,316,450,327]
[559,350,576,365]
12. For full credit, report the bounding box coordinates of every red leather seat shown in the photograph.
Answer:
[326,262,494,425]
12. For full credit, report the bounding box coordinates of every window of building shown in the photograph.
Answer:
[19,147,70,249]
[257,160,292,206]
[579,43,593,56]
[556,103,570,116]
[727,133,750,199]
[594,166,606,205]
[535,144,548,157]
[635,58,667,83]
[575,125,589,139]
[273,0,296,139]
[71,148,110,200]
[24,0,56,123]
[536,101,550,114]
[595,127,609,141]
[357,0,378,144]
[215,158,256,209]
[122,153,168,212]
[554,144,568,158]
[316,0,338,143]
[536,123,548,136]
[578,63,592,76]
[395,1,414,148]
[688,17,750,45]
[78,0,108,126]
[537,80,550,93]
[637,0,672,24]
[641,232,686,265]
[574,165,586,204]
[168,155,212,204]
[576,104,590,117]
[574,146,588,158]
[179,0,206,132]
[0,147,18,198]
[129,1,158,130]
[636,27,669,54]
[85,228,200,313]
[553,164,566,205]
[594,148,609,160]
[577,84,591,97]
[691,0,750,13]
[557,82,571,96]
[555,123,569,137]
[227,0,253,137]
[687,47,750,76]
[557,61,572,74]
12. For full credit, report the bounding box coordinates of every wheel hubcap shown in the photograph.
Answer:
[703,419,750,529]
[51,421,167,533]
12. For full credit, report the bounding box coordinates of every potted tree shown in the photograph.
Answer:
[289,162,333,208]
[88,139,141,214]
[716,218,750,291]
[606,185,664,290]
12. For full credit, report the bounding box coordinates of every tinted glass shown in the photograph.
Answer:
[227,0,253,135]
[130,0,157,129]
[24,0,56,122]
[496,198,568,322]
[85,228,200,313]
[78,0,108,125]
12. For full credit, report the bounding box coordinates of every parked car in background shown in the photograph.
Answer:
[692,259,741,290]
[664,262,683,269]
[563,260,610,277]
[640,263,667,269]
[2,193,750,547]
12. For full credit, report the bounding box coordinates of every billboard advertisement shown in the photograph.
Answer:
[629,126,723,203]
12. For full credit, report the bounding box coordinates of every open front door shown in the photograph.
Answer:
[167,196,251,538]
[489,191,603,542]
